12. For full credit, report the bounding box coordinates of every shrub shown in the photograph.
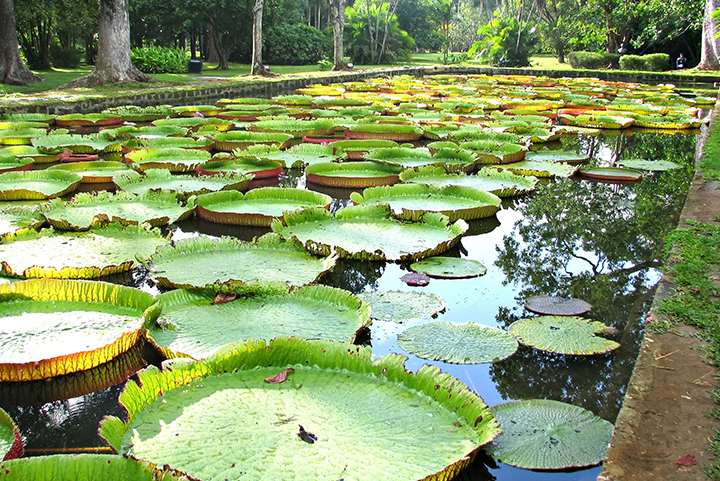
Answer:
[264,24,329,65]
[49,43,81,69]
[317,59,334,71]
[644,53,670,71]
[567,51,618,69]
[131,47,187,74]
[469,13,537,68]
[618,55,646,71]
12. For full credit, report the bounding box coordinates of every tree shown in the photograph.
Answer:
[329,0,346,70]
[0,0,43,85]
[250,0,274,75]
[62,0,152,87]
[345,0,414,64]
[699,0,720,69]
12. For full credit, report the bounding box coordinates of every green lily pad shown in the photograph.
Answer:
[42,191,195,230]
[0,278,159,381]
[409,256,487,278]
[0,205,44,238]
[345,123,424,141]
[148,286,370,359]
[351,184,501,222]
[489,399,614,470]
[209,131,294,151]
[524,296,593,316]
[122,137,214,152]
[0,454,190,479]
[196,188,331,227]
[359,290,445,322]
[305,161,402,188]
[253,143,340,168]
[0,407,23,460]
[31,134,122,154]
[152,117,234,131]
[100,337,498,480]
[0,170,82,200]
[459,140,528,165]
[331,139,399,160]
[509,315,620,355]
[525,151,590,164]
[124,148,212,173]
[271,204,468,261]
[0,224,169,279]
[197,157,283,179]
[149,234,337,289]
[0,155,33,173]
[114,169,253,199]
[400,165,539,198]
[615,159,682,171]
[102,104,175,121]
[55,113,122,127]
[578,166,643,182]
[47,161,133,183]
[398,322,518,363]
[247,119,336,138]
[497,160,580,178]
[0,128,50,146]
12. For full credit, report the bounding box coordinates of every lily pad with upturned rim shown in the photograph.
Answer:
[0,278,159,381]
[359,290,446,322]
[497,161,580,178]
[271,204,468,262]
[0,170,82,200]
[252,143,340,168]
[410,256,487,279]
[47,161,133,183]
[305,161,403,188]
[208,131,294,152]
[508,315,619,355]
[113,169,253,199]
[524,296,593,316]
[525,151,590,164]
[149,233,337,289]
[0,224,169,279]
[350,183,501,222]
[398,322,518,363]
[99,337,498,481]
[196,157,283,179]
[124,148,212,173]
[489,399,614,470]
[31,134,122,154]
[578,166,643,182]
[196,188,331,227]
[400,166,539,198]
[0,407,23,460]
[615,159,682,171]
[148,286,371,359]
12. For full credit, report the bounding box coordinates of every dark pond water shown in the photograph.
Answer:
[0,126,701,481]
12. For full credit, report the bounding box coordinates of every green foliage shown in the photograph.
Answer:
[131,47,187,74]
[317,59,334,71]
[618,53,670,71]
[618,54,647,70]
[263,24,330,65]
[566,51,619,69]
[49,43,82,69]
[701,121,720,181]
[344,1,415,64]
[469,13,537,67]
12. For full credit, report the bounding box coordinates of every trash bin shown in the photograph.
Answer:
[188,59,203,74]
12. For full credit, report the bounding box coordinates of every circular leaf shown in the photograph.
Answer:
[490,399,614,470]
[509,316,620,355]
[616,159,681,171]
[359,290,445,323]
[398,322,518,363]
[410,256,487,279]
[524,296,593,316]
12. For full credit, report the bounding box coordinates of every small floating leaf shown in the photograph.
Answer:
[410,256,487,279]
[524,296,593,316]
[359,290,445,323]
[509,315,620,355]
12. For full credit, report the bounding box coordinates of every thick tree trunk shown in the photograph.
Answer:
[0,0,43,85]
[61,0,152,88]
[556,39,565,64]
[251,0,274,76]
[330,0,346,70]
[699,0,720,70]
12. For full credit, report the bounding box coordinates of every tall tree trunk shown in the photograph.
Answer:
[250,0,273,76]
[0,0,43,85]
[699,0,720,69]
[556,39,565,64]
[330,0,346,70]
[62,0,152,88]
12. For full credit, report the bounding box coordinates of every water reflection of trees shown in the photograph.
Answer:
[491,132,696,420]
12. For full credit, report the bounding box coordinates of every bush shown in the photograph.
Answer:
[567,51,619,69]
[618,54,646,71]
[469,13,537,68]
[317,59,333,71]
[644,53,670,71]
[264,24,330,65]
[131,47,187,74]
[49,43,81,69]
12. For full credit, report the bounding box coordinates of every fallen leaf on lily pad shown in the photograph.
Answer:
[265,368,294,384]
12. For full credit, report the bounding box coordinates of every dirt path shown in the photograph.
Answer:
[600,127,720,480]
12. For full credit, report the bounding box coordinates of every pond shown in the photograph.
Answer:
[0,97,703,479]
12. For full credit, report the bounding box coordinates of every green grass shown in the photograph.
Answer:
[702,122,720,181]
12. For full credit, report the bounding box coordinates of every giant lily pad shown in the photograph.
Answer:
[196,188,331,227]
[509,315,620,355]
[0,407,23,460]
[148,287,370,359]
[197,157,283,179]
[247,119,336,138]
[0,170,82,200]
[0,205,44,238]
[114,169,252,199]
[99,337,499,480]
[497,161,580,178]
[31,134,122,154]
[345,123,424,141]
[252,143,340,168]
[208,131,294,152]
[331,139,399,160]
[398,322,518,363]
[409,256,487,279]
[615,159,682,171]
[42,191,195,230]
[489,399,614,470]
[525,151,590,164]
[47,161,133,183]
[359,290,445,322]
[0,454,189,480]
[124,148,212,173]
[0,279,159,381]
[578,166,643,182]
[0,155,33,173]
[149,234,337,289]
[0,224,169,279]
[305,161,402,188]
[271,204,468,261]
[350,184,501,222]
[524,296,593,316]
[459,141,527,165]
[152,117,234,131]
[400,166,539,198]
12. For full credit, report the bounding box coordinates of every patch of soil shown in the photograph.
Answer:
[601,167,720,479]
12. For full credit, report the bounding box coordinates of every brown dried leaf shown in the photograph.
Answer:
[213,291,237,305]
[264,368,294,384]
